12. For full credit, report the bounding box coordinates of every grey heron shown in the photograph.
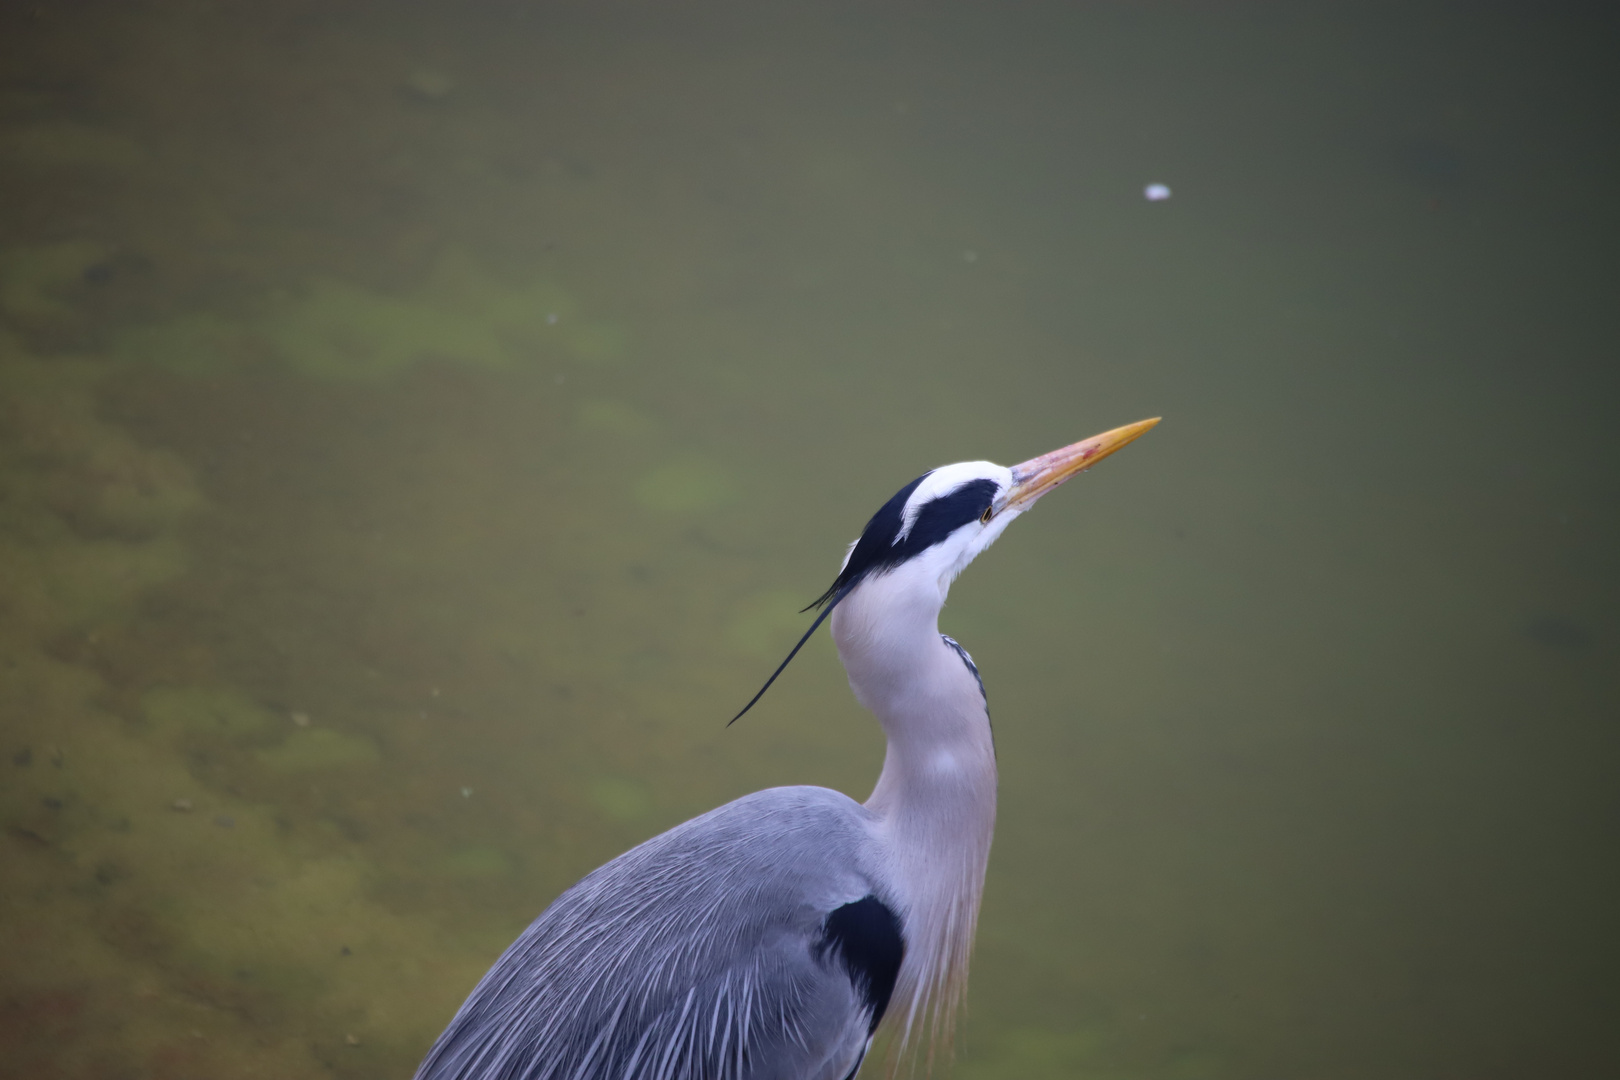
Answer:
[416,418,1160,1080]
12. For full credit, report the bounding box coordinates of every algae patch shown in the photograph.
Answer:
[588,776,651,822]
[0,241,114,326]
[577,398,660,439]
[112,311,248,377]
[257,727,382,771]
[631,454,737,514]
[112,251,629,381]
[439,846,517,879]
[140,686,279,740]
[0,335,200,636]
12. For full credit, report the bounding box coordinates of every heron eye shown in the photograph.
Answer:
[979,506,993,524]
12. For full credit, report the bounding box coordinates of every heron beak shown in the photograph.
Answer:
[1002,417,1161,512]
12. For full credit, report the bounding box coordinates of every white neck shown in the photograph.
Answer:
[831,568,997,1063]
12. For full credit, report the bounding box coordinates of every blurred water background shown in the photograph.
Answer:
[2,2,1617,1077]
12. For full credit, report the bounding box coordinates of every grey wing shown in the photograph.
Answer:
[416,787,903,1080]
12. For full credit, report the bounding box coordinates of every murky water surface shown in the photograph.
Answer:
[3,2,1616,1077]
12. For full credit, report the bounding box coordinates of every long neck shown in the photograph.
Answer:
[831,572,997,1063]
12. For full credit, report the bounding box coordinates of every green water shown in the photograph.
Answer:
[2,2,1616,1077]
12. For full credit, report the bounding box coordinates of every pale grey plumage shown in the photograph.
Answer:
[414,420,1158,1080]
[418,788,889,1080]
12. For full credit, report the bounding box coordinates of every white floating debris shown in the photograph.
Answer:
[1144,183,1172,202]
[461,786,474,798]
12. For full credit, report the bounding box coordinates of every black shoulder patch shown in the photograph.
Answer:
[815,895,905,1035]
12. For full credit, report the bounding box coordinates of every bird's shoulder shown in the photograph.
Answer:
[566,785,883,917]
[416,786,892,1080]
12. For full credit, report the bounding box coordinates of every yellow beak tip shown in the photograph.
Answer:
[1007,416,1160,508]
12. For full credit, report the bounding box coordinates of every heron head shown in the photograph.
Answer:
[811,417,1163,610]
[729,418,1158,723]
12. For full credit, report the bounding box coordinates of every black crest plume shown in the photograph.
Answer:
[729,472,997,724]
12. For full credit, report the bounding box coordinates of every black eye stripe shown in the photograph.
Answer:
[807,476,997,609]
[903,480,998,551]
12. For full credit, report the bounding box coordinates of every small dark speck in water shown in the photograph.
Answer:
[341,945,352,956]
[13,747,31,767]
[1522,616,1593,652]
[42,796,63,810]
